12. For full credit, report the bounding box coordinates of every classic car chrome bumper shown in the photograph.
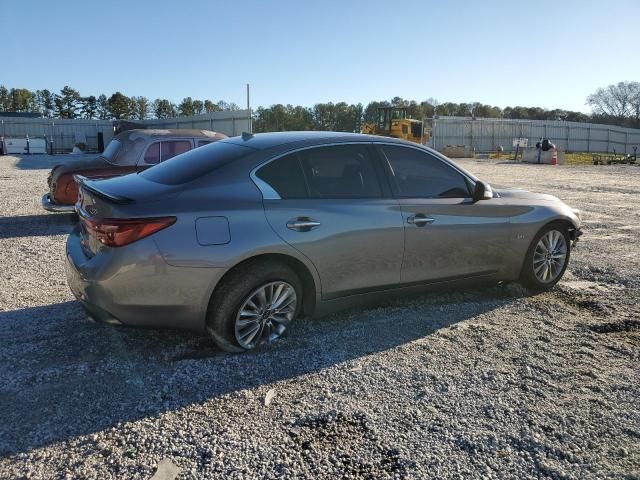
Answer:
[42,193,75,213]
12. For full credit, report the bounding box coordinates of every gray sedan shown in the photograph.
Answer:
[66,132,582,352]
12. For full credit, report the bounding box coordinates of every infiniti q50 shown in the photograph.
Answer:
[66,132,582,351]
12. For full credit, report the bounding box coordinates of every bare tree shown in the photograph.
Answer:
[586,81,640,121]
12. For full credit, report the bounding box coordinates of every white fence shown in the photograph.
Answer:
[429,117,640,154]
[0,110,250,153]
[141,110,250,137]
[0,117,114,153]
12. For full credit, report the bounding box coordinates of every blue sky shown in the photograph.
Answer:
[3,0,639,112]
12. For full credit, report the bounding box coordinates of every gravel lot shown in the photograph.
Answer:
[0,154,638,479]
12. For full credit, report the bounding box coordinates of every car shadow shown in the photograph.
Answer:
[0,285,528,457]
[0,214,76,239]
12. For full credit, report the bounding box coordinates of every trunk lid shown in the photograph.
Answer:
[76,174,179,257]
[50,156,109,182]
[76,173,182,216]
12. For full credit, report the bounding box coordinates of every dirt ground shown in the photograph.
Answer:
[0,155,638,479]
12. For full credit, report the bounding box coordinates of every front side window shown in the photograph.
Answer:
[381,145,471,198]
[161,140,191,161]
[298,145,382,199]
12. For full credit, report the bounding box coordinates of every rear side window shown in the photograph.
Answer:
[144,142,160,164]
[141,141,251,185]
[197,140,215,147]
[255,153,307,198]
[381,145,471,198]
[161,140,191,161]
[299,145,382,198]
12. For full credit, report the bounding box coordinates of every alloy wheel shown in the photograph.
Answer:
[234,281,297,349]
[533,230,568,283]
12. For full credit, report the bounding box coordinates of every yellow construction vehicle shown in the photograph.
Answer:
[361,107,429,144]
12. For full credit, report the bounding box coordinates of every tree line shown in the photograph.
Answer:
[0,85,241,120]
[253,81,640,132]
[1,81,638,131]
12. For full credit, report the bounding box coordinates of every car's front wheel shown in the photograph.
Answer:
[520,222,571,290]
[207,260,302,352]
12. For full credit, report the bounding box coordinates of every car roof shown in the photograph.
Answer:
[223,131,410,150]
[118,129,227,140]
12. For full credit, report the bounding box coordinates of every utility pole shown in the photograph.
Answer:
[246,83,252,133]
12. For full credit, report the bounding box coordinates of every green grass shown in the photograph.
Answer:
[564,152,597,166]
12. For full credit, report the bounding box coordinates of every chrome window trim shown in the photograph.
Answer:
[250,140,478,201]
[251,172,282,200]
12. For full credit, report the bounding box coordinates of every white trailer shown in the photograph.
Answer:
[3,138,47,154]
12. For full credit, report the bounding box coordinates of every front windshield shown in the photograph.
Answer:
[101,139,121,163]
[391,108,406,120]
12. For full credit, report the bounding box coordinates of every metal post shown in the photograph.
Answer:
[625,131,629,154]
[587,125,591,153]
[432,117,437,151]
[246,83,252,133]
[492,121,495,150]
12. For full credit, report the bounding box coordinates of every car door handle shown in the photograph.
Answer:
[407,214,435,226]
[286,217,321,232]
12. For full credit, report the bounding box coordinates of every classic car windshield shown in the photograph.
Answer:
[101,140,122,164]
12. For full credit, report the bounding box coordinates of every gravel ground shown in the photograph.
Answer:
[0,154,638,479]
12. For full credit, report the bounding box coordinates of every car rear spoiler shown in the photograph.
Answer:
[74,175,135,205]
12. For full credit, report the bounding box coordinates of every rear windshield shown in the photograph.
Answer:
[140,141,252,185]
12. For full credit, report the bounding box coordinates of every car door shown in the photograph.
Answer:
[256,144,405,299]
[377,144,511,284]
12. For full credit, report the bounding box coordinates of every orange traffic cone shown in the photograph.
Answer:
[551,148,558,166]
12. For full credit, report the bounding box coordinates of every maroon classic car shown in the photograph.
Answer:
[42,129,227,212]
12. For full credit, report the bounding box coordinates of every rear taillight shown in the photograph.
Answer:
[81,215,176,247]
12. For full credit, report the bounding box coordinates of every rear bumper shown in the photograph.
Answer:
[42,193,75,213]
[65,225,225,332]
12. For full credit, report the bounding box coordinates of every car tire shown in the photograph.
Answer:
[206,260,302,352]
[520,222,571,291]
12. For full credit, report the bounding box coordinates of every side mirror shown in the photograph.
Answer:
[472,181,493,202]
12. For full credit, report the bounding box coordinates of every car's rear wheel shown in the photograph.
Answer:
[207,260,302,352]
[520,222,571,291]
